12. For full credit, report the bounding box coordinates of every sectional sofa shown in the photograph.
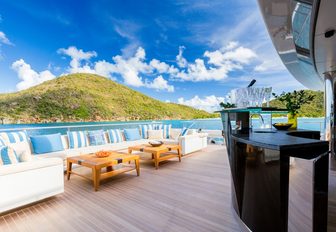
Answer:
[0,124,208,213]
[29,126,208,169]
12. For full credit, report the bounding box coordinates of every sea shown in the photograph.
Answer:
[0,117,325,136]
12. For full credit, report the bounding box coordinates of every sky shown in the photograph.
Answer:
[0,0,306,112]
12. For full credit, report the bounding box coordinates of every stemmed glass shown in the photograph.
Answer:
[264,87,272,107]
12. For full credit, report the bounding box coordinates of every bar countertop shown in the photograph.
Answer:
[232,129,329,153]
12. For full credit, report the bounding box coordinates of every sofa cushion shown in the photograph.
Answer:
[0,157,63,176]
[170,128,182,140]
[0,137,5,146]
[0,131,27,144]
[88,130,106,146]
[152,124,163,130]
[10,141,32,159]
[67,131,88,149]
[19,151,32,162]
[0,146,19,165]
[187,129,197,135]
[124,128,141,141]
[181,128,189,136]
[148,129,163,139]
[61,135,69,149]
[30,133,64,154]
[107,129,123,143]
[139,125,152,139]
[162,125,171,139]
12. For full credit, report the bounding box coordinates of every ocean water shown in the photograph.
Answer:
[0,117,325,136]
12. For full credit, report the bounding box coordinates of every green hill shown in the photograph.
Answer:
[269,90,324,117]
[0,73,214,123]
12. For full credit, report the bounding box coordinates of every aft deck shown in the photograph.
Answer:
[0,145,336,232]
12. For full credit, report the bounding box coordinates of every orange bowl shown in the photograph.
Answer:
[95,151,111,158]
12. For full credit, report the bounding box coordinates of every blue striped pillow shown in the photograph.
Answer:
[88,130,106,146]
[67,131,88,149]
[0,137,5,146]
[139,125,152,139]
[107,129,123,143]
[0,131,27,144]
[0,146,19,165]
[181,128,189,136]
[162,125,171,139]
[153,124,163,130]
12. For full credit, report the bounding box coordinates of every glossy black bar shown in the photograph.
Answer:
[220,109,329,232]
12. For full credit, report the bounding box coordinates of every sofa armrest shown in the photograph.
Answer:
[0,158,63,176]
[178,133,208,142]
[178,133,208,155]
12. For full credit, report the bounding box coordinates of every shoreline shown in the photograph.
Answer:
[0,117,325,127]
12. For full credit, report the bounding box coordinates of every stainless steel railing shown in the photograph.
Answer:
[0,121,163,135]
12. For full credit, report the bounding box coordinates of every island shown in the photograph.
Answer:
[219,107,329,232]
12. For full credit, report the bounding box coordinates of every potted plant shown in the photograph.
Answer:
[219,102,236,109]
[272,90,314,129]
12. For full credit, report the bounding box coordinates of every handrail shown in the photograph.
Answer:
[0,121,162,132]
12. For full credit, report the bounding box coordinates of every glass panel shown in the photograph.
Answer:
[292,2,312,52]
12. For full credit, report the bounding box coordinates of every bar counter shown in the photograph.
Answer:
[219,108,329,232]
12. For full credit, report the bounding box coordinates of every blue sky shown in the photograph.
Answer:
[0,0,305,112]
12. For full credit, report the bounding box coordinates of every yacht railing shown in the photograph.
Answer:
[0,121,163,136]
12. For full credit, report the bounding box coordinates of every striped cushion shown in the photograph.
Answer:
[107,129,123,143]
[67,131,88,149]
[0,146,19,165]
[153,124,163,130]
[0,131,27,144]
[88,130,106,146]
[181,128,188,136]
[162,125,172,139]
[0,137,5,146]
[139,125,153,139]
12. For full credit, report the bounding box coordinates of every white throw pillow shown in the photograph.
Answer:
[187,129,197,135]
[147,129,163,139]
[169,129,181,140]
[19,151,32,162]
[10,141,32,157]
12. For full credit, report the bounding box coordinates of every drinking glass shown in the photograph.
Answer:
[264,87,272,107]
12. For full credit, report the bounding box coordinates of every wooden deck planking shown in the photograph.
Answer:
[0,145,335,232]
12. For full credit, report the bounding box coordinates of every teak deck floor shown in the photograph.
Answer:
[0,145,335,232]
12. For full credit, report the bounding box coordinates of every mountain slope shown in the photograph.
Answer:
[0,73,214,123]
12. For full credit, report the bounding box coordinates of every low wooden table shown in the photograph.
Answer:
[128,144,181,169]
[67,152,140,191]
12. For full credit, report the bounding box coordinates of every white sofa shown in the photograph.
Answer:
[0,157,64,213]
[35,131,208,169]
[0,127,207,213]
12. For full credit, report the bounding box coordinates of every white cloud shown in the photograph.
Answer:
[176,46,187,68]
[94,60,117,79]
[149,59,178,74]
[12,59,55,90]
[178,95,225,112]
[0,31,13,45]
[57,46,97,73]
[223,41,239,50]
[175,42,257,82]
[56,46,175,92]
[112,19,142,57]
[145,75,174,92]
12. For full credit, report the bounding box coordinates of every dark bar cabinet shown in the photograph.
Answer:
[219,107,329,232]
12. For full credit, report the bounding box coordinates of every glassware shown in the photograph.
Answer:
[264,87,272,107]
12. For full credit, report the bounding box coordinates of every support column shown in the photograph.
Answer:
[324,73,335,158]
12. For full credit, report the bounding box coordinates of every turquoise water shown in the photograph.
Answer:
[0,117,325,136]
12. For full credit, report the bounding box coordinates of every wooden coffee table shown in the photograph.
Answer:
[128,144,181,169]
[67,152,140,191]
